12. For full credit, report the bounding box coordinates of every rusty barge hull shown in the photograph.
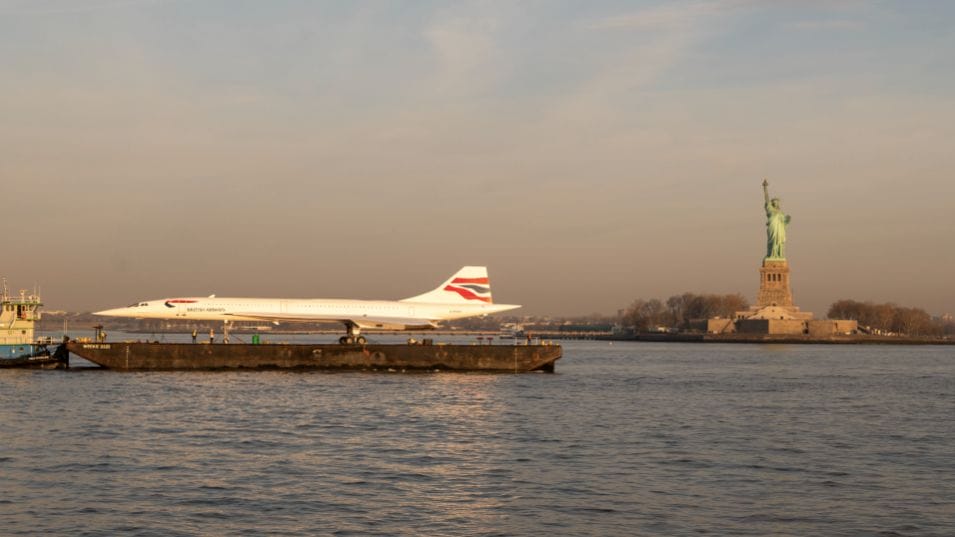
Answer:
[65,342,561,372]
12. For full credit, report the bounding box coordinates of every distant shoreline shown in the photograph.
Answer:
[602,333,955,346]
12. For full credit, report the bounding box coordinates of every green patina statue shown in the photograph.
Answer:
[762,179,791,260]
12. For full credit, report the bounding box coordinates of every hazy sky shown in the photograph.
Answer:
[2,0,953,316]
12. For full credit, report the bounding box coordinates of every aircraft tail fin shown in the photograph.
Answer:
[400,266,494,304]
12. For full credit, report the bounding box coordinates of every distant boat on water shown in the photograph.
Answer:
[499,322,525,339]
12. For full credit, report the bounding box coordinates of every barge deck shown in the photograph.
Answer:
[65,341,561,372]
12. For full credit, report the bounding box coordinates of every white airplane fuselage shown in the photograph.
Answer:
[94,266,520,337]
[101,297,514,329]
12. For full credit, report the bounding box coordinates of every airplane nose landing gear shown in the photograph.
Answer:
[339,324,366,345]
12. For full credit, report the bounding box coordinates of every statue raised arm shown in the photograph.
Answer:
[762,180,791,260]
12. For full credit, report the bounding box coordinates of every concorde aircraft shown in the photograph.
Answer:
[94,266,520,344]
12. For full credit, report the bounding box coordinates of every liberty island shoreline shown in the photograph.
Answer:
[598,332,955,345]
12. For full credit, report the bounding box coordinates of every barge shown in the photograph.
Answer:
[64,340,561,372]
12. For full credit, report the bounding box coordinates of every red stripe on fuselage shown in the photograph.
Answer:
[166,299,197,303]
[451,277,489,284]
[444,285,492,302]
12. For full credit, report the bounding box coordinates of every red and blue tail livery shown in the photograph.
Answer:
[444,277,492,303]
[401,266,502,305]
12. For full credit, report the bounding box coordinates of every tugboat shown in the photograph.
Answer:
[0,280,67,369]
[498,322,525,340]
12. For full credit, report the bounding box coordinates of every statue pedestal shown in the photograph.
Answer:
[757,259,794,308]
[735,259,813,333]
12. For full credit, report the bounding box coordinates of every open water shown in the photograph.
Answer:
[1,338,953,536]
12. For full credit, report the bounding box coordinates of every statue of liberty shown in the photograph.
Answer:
[762,180,791,260]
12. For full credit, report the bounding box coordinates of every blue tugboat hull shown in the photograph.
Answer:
[0,344,68,369]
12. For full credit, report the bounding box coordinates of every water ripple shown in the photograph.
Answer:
[1,341,953,535]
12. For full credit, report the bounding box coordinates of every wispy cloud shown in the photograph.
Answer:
[0,0,174,16]
[553,1,746,120]
[789,18,866,31]
[586,0,739,31]
[423,6,509,98]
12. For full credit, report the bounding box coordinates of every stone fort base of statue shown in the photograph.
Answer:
[694,258,858,337]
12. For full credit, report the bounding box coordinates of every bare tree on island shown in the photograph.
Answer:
[622,292,750,331]
[827,299,941,336]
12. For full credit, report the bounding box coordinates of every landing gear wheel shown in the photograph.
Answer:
[339,336,349,345]
[356,336,367,345]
